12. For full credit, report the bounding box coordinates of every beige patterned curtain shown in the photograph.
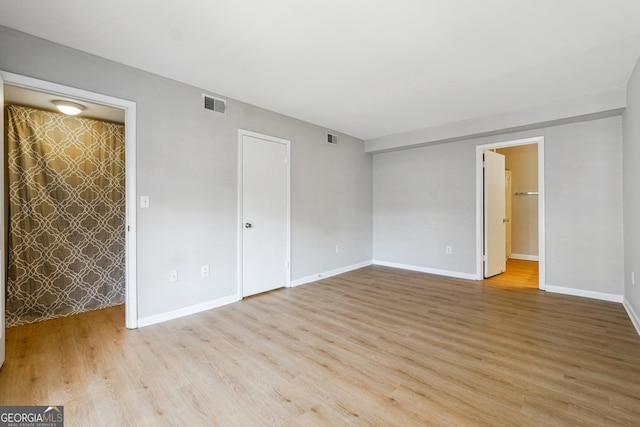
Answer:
[5,104,126,327]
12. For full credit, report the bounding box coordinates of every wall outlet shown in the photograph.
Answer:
[446,246,452,255]
[201,265,210,278]
[632,270,636,285]
[169,270,178,282]
[335,245,340,253]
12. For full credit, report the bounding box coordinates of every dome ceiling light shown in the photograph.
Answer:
[52,100,86,116]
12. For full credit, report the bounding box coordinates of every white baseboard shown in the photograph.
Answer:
[623,299,640,336]
[372,260,477,281]
[510,253,539,261]
[290,261,373,287]
[137,293,241,328]
[545,285,623,303]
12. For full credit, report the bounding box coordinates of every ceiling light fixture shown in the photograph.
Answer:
[52,100,86,116]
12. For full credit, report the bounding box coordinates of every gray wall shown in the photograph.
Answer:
[373,141,476,274]
[374,116,624,296]
[623,58,640,321]
[0,27,373,320]
[497,144,539,258]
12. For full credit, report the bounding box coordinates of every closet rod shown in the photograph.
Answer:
[514,191,539,196]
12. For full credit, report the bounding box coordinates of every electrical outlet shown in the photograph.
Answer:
[335,245,340,253]
[446,246,452,255]
[201,265,210,278]
[632,271,636,285]
[169,270,178,282]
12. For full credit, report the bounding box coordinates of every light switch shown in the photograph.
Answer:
[140,195,150,208]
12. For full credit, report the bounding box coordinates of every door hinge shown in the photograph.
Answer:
[483,254,487,262]
[286,261,290,269]
[127,225,130,232]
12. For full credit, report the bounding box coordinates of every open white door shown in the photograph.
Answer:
[240,131,290,297]
[1,76,5,368]
[484,150,506,278]
[505,170,512,258]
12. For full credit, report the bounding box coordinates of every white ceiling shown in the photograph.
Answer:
[4,85,125,123]
[1,0,639,141]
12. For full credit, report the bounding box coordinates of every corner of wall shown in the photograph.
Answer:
[291,261,373,287]
[623,299,640,336]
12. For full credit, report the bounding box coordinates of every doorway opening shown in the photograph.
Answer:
[475,136,545,290]
[1,71,138,329]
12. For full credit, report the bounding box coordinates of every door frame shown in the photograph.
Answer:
[237,129,291,298]
[1,71,138,328]
[475,136,545,289]
[0,74,4,366]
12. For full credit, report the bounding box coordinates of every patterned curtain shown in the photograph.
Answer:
[5,104,126,327]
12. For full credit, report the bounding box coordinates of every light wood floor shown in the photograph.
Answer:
[1,265,639,426]
[484,258,539,289]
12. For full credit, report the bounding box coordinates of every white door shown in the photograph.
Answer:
[484,150,506,278]
[505,170,512,258]
[240,131,290,297]
[1,77,5,368]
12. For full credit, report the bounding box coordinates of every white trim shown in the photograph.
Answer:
[510,253,540,261]
[237,134,243,297]
[0,71,139,328]
[291,261,373,287]
[237,129,291,298]
[546,285,623,303]
[538,140,546,290]
[476,136,546,290]
[373,260,477,280]
[138,294,240,328]
[623,299,640,336]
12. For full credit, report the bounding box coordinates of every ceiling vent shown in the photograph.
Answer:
[202,94,227,115]
[327,133,338,145]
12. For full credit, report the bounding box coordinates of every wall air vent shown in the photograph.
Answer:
[202,94,227,115]
[327,133,338,145]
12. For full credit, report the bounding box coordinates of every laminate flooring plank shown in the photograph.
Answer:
[1,265,639,426]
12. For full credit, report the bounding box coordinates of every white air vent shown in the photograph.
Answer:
[202,94,227,115]
[327,133,338,145]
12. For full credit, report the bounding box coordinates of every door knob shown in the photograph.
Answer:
[244,223,252,228]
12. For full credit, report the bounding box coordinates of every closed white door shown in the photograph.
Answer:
[484,150,506,278]
[240,131,290,297]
